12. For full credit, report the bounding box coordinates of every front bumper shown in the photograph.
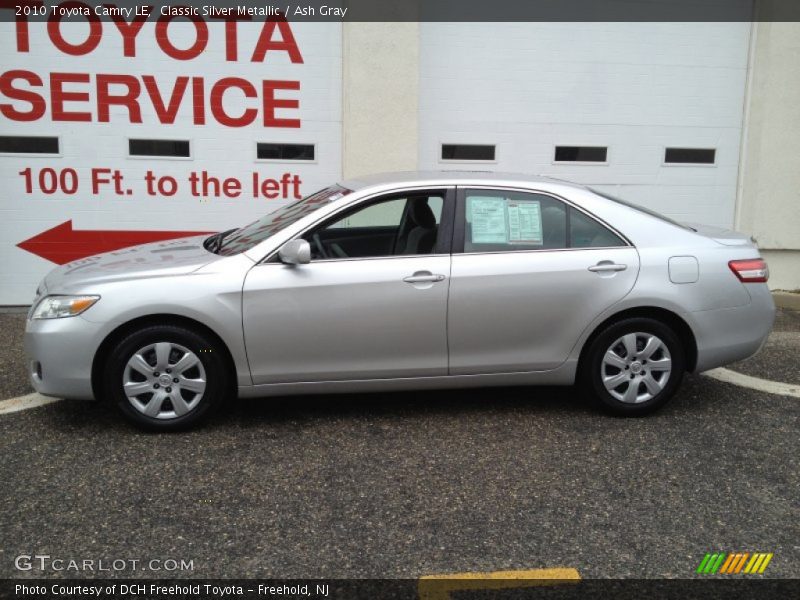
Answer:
[24,315,103,400]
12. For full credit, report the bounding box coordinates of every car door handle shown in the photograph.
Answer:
[403,272,446,284]
[588,262,627,273]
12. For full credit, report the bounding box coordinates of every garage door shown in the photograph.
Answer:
[419,20,751,229]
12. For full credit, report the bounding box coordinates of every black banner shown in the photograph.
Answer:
[3,0,800,23]
[2,579,799,600]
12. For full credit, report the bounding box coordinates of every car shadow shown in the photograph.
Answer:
[36,384,594,434]
[35,374,724,434]
[225,384,593,426]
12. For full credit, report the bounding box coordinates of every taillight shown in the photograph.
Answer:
[728,259,769,283]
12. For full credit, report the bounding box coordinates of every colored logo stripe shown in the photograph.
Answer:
[719,553,736,573]
[720,553,748,574]
[697,552,773,574]
[697,553,726,574]
[744,553,773,574]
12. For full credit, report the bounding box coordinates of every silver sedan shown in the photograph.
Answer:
[25,172,775,429]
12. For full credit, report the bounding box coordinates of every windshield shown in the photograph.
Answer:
[214,185,352,256]
[590,188,694,231]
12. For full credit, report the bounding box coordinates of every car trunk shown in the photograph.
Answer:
[683,223,756,247]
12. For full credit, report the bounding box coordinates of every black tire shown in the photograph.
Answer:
[580,317,685,416]
[103,324,230,431]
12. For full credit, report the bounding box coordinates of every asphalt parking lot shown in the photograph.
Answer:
[0,308,798,581]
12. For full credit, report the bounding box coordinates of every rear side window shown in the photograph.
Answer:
[462,189,626,252]
[463,190,567,252]
[570,209,625,248]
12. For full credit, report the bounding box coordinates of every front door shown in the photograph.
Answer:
[243,189,454,384]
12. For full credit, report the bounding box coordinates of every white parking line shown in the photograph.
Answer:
[703,368,800,398]
[0,393,62,414]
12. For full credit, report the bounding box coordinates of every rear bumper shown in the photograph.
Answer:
[24,315,102,400]
[692,284,776,373]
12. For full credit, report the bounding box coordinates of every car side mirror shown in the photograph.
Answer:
[278,239,311,265]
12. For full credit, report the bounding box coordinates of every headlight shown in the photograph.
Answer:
[31,295,100,319]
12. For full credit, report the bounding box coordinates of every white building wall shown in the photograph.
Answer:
[418,22,752,228]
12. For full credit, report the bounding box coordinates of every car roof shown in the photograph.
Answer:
[339,171,588,193]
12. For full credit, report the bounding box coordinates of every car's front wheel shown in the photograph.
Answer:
[582,317,685,416]
[104,325,230,430]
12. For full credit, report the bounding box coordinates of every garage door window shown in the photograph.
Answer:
[0,136,59,155]
[257,143,315,161]
[554,146,607,163]
[664,148,716,165]
[129,139,190,158]
[441,144,496,161]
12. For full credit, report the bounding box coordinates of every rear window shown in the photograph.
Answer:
[590,188,694,231]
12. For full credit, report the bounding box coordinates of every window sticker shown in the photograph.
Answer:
[507,200,543,245]
[467,196,544,246]
[469,197,508,243]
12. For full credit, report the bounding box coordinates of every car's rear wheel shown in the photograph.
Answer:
[103,325,229,430]
[582,317,685,416]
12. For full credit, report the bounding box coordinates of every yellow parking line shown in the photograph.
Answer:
[418,567,580,600]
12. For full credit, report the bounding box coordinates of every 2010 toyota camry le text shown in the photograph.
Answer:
[25,172,775,430]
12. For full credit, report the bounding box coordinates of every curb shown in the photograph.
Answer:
[773,292,800,311]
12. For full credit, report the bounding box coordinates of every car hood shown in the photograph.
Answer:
[44,235,220,291]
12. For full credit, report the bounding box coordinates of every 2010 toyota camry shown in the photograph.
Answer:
[25,172,775,429]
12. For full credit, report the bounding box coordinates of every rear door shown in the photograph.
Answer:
[448,187,640,374]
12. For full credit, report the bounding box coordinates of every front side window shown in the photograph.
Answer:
[216,185,351,256]
[303,192,446,260]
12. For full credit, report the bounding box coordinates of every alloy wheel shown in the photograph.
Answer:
[600,332,672,404]
[122,342,207,419]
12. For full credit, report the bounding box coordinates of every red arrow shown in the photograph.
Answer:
[17,220,213,265]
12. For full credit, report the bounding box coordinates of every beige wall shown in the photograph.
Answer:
[737,3,800,289]
[761,250,800,291]
[342,22,419,179]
